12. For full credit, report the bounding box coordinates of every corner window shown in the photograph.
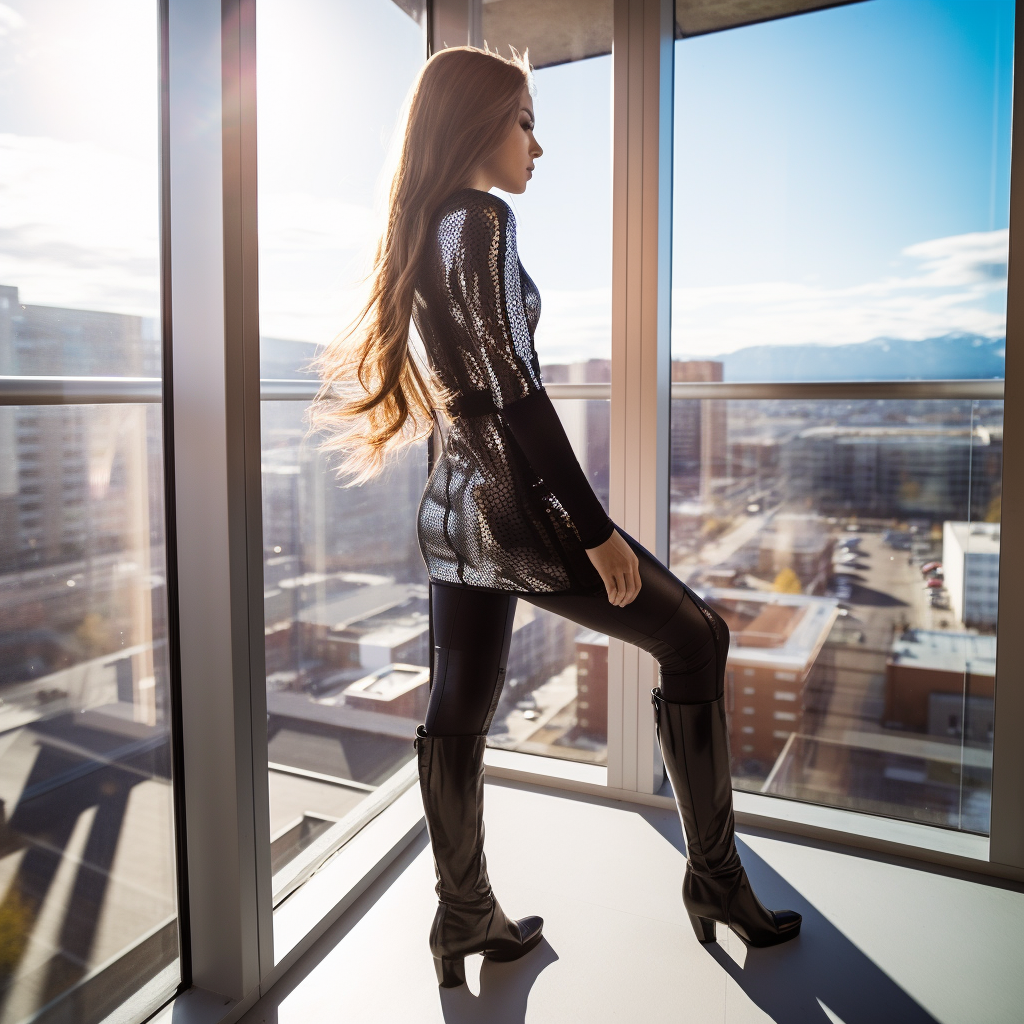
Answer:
[671,0,1011,833]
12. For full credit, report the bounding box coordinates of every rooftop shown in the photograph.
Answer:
[701,587,839,671]
[889,629,997,677]
[944,521,1001,557]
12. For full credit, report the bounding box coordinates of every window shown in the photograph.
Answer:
[0,1,181,1021]
[671,0,1011,833]
[256,0,428,907]
[483,21,613,766]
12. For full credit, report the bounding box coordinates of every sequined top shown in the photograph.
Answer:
[412,189,613,594]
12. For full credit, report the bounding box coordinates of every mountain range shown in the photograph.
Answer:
[716,334,1005,382]
[261,333,1007,383]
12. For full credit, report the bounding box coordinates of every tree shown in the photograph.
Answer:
[772,567,802,594]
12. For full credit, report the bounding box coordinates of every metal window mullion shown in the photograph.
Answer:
[227,0,276,986]
[166,0,264,1006]
[608,0,673,795]
[988,2,1024,873]
[0,378,1004,405]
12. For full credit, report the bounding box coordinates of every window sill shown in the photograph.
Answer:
[484,746,607,787]
[142,782,425,1024]
[484,746,1022,884]
[272,780,425,974]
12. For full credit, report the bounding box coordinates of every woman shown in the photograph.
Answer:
[313,45,800,989]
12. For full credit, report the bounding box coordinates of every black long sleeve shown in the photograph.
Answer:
[502,389,615,549]
[412,188,619,592]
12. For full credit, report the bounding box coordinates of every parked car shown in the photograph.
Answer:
[926,578,944,589]
[884,530,913,550]
[921,561,942,575]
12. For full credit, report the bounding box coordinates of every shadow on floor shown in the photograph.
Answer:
[641,806,940,1024]
[437,939,558,1024]
[238,828,557,1024]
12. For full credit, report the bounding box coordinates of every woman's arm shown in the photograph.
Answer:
[449,192,640,603]
[502,389,613,548]
[503,391,641,606]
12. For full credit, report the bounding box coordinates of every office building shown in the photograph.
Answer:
[943,521,1001,628]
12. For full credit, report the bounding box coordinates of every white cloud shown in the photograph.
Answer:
[0,133,160,316]
[672,229,1008,357]
[0,131,1007,368]
[257,190,378,343]
[532,287,611,364]
[0,4,25,37]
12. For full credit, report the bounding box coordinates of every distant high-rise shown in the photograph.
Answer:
[671,359,727,501]
[785,423,1002,522]
[943,521,1000,628]
[0,285,162,572]
[0,285,165,722]
[540,358,610,510]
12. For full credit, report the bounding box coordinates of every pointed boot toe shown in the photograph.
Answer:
[417,729,543,982]
[485,914,544,962]
[768,908,802,942]
[516,914,544,950]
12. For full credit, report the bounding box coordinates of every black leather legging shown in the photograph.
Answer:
[424,530,730,736]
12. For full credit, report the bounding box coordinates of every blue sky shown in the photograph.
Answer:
[675,0,1013,288]
[671,0,1013,362]
[0,0,1013,372]
[505,0,1014,367]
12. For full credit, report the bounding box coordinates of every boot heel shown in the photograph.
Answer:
[689,913,717,943]
[433,955,466,988]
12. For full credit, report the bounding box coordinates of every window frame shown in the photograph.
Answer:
[153,0,1024,1018]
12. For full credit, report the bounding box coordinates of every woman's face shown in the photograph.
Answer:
[474,83,543,194]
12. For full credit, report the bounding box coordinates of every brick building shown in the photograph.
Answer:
[703,588,839,769]
[884,629,995,743]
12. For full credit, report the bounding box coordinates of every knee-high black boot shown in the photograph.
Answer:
[652,690,802,947]
[415,726,544,987]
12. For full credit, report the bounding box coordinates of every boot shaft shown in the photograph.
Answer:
[415,728,491,901]
[652,690,741,878]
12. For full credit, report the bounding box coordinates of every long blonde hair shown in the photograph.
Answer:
[310,46,532,484]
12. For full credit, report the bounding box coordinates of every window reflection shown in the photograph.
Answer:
[0,1,179,1019]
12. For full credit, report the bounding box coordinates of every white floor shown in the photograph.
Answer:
[239,779,1024,1024]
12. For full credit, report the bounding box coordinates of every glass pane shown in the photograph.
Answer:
[482,35,613,764]
[670,396,1000,832]
[0,3,181,1020]
[672,0,1013,381]
[488,400,611,766]
[256,0,428,905]
[503,51,612,376]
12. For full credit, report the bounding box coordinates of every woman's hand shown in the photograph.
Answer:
[585,529,642,607]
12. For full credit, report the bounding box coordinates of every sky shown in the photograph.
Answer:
[672,0,1014,363]
[0,0,161,318]
[0,0,1014,372]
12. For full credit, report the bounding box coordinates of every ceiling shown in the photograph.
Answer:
[406,0,867,69]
